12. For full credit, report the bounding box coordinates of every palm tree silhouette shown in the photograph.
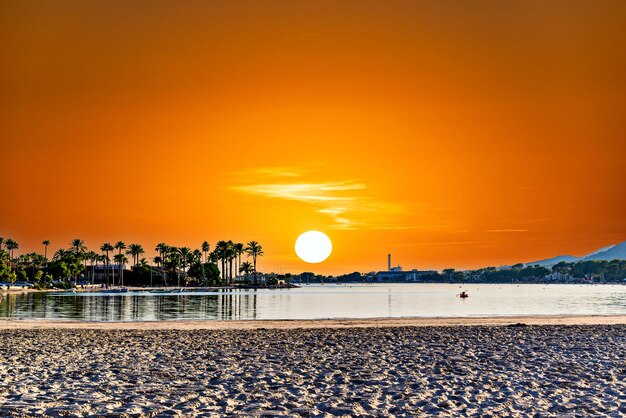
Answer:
[245,241,263,286]
[178,247,192,287]
[42,240,50,261]
[226,240,236,285]
[215,241,229,284]
[113,253,128,287]
[70,239,87,254]
[5,239,19,272]
[5,238,18,258]
[155,243,169,286]
[208,250,220,283]
[201,241,210,263]
[239,261,253,284]
[192,249,203,284]
[234,242,244,283]
[126,243,145,267]
[114,241,126,256]
[100,243,114,286]
[70,239,88,284]
[165,247,181,287]
[114,242,126,284]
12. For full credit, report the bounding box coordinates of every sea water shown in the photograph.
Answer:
[1,283,625,321]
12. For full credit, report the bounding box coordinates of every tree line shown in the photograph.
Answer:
[327,260,626,284]
[0,237,264,289]
[435,260,626,283]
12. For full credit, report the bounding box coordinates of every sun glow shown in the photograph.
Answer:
[295,231,332,263]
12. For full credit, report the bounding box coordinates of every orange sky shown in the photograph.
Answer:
[1,1,625,274]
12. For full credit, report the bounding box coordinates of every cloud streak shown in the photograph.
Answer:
[231,167,405,229]
[233,182,365,203]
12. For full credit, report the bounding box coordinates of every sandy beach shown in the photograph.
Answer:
[1,314,626,330]
[1,317,625,417]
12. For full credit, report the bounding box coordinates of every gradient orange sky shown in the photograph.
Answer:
[1,1,625,274]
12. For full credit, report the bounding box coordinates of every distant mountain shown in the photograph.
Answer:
[524,240,626,267]
[583,241,626,261]
[582,244,616,259]
[524,255,579,268]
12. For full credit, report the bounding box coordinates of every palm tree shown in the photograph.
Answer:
[192,249,203,284]
[113,253,128,287]
[215,241,229,284]
[70,239,87,254]
[208,250,220,282]
[192,249,202,263]
[226,240,235,285]
[155,243,168,259]
[165,247,181,287]
[126,243,145,267]
[201,241,210,263]
[5,238,18,258]
[42,240,50,261]
[155,243,169,286]
[70,239,88,283]
[5,239,18,271]
[114,241,126,256]
[245,241,263,286]
[114,242,126,284]
[53,248,70,261]
[178,247,193,287]
[100,243,114,286]
[234,242,244,282]
[239,261,253,284]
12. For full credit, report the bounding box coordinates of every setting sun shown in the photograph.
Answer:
[295,231,332,264]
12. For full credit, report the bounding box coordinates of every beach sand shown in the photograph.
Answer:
[1,317,625,416]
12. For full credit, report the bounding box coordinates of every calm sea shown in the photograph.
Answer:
[1,283,625,322]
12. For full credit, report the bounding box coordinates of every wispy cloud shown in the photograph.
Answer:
[233,182,365,203]
[231,167,407,229]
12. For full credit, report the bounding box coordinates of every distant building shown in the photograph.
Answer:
[376,269,437,282]
[377,254,436,282]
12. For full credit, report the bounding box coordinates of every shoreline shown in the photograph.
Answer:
[2,314,625,330]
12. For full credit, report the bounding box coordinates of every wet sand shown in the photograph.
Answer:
[1,314,625,330]
[1,316,625,416]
